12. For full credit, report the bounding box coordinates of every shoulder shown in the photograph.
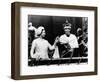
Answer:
[70,34,77,38]
[32,38,39,44]
[43,39,49,44]
[60,34,66,38]
[43,39,51,46]
[59,34,67,43]
[70,34,78,41]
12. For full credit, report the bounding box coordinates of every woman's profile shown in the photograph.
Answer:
[30,26,59,60]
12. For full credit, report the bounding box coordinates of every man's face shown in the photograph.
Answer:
[64,26,71,36]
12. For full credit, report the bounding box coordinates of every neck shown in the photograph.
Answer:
[65,34,70,37]
[39,36,43,39]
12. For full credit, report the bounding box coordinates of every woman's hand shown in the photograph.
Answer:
[54,36,59,44]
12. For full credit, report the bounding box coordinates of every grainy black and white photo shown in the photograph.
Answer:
[28,15,88,66]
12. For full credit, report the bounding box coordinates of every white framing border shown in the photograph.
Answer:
[20,6,95,75]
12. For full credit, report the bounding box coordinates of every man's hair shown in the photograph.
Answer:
[63,22,71,28]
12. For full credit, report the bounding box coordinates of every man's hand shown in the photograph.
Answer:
[69,48,74,52]
[64,43,71,49]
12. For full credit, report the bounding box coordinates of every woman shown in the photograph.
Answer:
[30,26,59,60]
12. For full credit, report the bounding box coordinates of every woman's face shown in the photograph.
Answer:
[41,29,46,37]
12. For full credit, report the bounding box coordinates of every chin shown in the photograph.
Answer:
[66,33,70,35]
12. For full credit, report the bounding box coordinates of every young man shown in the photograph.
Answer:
[59,23,79,58]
